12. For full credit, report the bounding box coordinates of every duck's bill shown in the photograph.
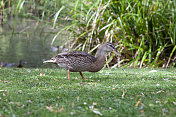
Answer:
[43,59,55,63]
[112,50,121,56]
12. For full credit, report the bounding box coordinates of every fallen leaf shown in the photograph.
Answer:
[89,106,94,109]
[156,90,164,94]
[3,93,6,96]
[135,98,141,107]
[0,90,7,92]
[93,102,97,106]
[4,81,11,83]
[77,96,79,102]
[46,106,54,112]
[26,100,32,103]
[122,90,126,99]
[156,84,160,86]
[149,104,154,107]
[92,109,103,116]
[27,69,31,73]
[140,110,144,113]
[58,106,63,112]
[163,78,170,81]
[40,72,45,76]
[70,112,74,115]
[149,70,157,73]
[18,90,23,94]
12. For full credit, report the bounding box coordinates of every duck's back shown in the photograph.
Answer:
[55,51,96,72]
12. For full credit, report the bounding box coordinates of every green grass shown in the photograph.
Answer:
[0,68,176,116]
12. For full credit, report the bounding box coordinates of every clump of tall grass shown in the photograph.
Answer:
[0,0,75,24]
[54,0,176,68]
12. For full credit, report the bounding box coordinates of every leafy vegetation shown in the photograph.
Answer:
[0,0,176,67]
[62,0,176,68]
[0,68,176,116]
[0,0,75,21]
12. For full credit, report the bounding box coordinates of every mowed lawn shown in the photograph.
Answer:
[0,68,175,117]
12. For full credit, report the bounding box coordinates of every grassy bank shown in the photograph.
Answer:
[0,68,175,116]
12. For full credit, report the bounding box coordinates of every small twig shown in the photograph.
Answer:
[58,106,63,112]
[135,98,141,107]
[19,26,31,33]
[121,89,126,99]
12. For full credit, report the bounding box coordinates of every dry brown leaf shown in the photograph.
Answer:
[121,90,126,98]
[49,71,52,75]
[0,90,7,92]
[156,90,164,94]
[46,106,54,112]
[92,109,103,116]
[40,72,45,76]
[93,102,97,106]
[58,106,63,112]
[77,96,79,102]
[135,98,141,107]
[140,110,144,113]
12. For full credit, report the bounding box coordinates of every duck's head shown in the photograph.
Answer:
[97,43,121,56]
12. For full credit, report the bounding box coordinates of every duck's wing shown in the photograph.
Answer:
[56,51,96,63]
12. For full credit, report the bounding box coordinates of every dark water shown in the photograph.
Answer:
[0,18,68,68]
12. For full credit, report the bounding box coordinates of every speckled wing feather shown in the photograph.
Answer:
[55,51,96,72]
[57,51,95,62]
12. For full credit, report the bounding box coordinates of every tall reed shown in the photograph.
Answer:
[0,0,75,23]
[53,0,176,68]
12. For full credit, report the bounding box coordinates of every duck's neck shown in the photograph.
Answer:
[89,49,106,72]
[95,48,105,58]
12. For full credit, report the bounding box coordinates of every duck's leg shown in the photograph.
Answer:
[67,69,70,80]
[79,72,85,79]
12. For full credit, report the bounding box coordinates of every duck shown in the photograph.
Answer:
[0,62,16,67]
[0,62,7,67]
[43,43,121,80]
[17,60,24,68]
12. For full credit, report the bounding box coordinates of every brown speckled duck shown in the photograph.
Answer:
[43,43,121,80]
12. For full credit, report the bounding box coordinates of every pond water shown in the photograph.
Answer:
[0,18,68,68]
